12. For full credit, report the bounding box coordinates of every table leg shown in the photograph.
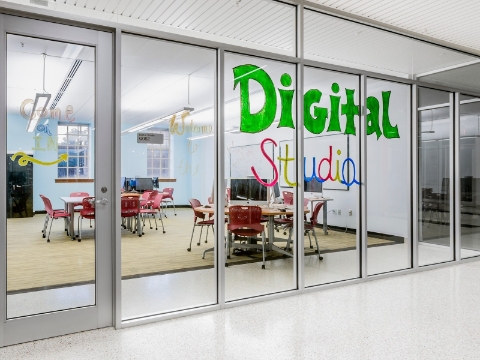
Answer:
[69,203,75,239]
[137,213,142,237]
[268,215,274,251]
[323,201,328,235]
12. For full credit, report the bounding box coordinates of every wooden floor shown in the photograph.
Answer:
[7,209,395,292]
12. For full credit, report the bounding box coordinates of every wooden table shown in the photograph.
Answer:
[194,205,310,258]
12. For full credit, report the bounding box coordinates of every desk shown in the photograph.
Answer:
[195,205,309,258]
[60,196,86,240]
[306,197,333,235]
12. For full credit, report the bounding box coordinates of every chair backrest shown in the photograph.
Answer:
[70,192,89,197]
[163,188,174,199]
[207,196,213,204]
[121,196,140,216]
[39,194,54,216]
[283,191,294,205]
[310,202,324,226]
[81,197,96,216]
[150,193,164,209]
[229,205,262,226]
[188,198,205,221]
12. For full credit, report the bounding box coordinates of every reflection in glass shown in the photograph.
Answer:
[367,78,411,275]
[459,98,480,258]
[418,88,453,266]
[6,34,95,318]
[303,67,360,286]
[121,35,216,319]
[224,53,297,300]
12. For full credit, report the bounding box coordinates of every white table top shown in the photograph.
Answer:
[306,197,333,202]
[60,196,87,203]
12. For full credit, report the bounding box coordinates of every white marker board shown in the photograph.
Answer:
[230,142,274,179]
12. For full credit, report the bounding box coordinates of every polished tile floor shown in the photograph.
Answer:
[3,259,480,359]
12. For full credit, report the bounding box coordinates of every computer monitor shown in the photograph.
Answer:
[230,178,268,204]
[121,177,126,190]
[305,179,322,193]
[273,182,281,198]
[135,178,154,192]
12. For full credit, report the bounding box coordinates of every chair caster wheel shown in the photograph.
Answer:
[139,235,142,237]
[227,255,231,259]
[78,239,81,242]
[310,246,313,249]
[90,226,92,228]
[47,239,50,242]
[319,256,323,260]
[205,240,208,243]
[163,231,166,233]
[142,232,145,235]
[197,243,200,246]
[187,248,191,251]
[42,234,45,238]
[262,265,265,269]
[175,214,177,216]
[283,232,287,235]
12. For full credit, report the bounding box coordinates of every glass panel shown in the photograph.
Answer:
[459,97,480,258]
[6,34,95,318]
[224,53,297,300]
[367,78,411,275]
[418,87,453,266]
[121,34,216,319]
[303,67,360,286]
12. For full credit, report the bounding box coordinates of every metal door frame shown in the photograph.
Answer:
[0,15,114,346]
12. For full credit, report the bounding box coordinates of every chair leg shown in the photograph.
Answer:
[158,212,165,233]
[47,217,54,242]
[188,223,196,251]
[148,215,152,229]
[42,214,49,238]
[79,216,83,242]
[153,214,158,231]
[172,199,176,216]
[77,215,81,238]
[307,232,313,249]
[312,228,322,260]
[261,231,266,269]
[197,226,204,246]
[205,225,209,243]
[227,231,231,259]
[286,227,293,251]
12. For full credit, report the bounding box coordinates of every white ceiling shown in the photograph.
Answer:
[306,0,480,55]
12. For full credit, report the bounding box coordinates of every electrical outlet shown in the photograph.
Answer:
[338,209,341,215]
[348,209,353,216]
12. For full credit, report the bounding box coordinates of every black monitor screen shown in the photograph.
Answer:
[135,178,154,192]
[231,179,268,201]
[305,179,322,193]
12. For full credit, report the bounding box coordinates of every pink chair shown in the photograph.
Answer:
[285,202,324,259]
[140,190,154,208]
[140,193,165,233]
[227,206,266,269]
[76,197,95,242]
[40,194,71,242]
[121,196,141,237]
[162,188,176,216]
[188,198,214,251]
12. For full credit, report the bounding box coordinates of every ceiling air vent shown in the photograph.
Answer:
[50,59,82,110]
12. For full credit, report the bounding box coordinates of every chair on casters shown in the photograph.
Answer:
[39,194,71,243]
[285,201,324,260]
[76,197,95,242]
[70,192,90,228]
[121,196,142,237]
[187,198,214,251]
[162,188,176,216]
[140,192,166,234]
[273,191,295,234]
[227,205,267,269]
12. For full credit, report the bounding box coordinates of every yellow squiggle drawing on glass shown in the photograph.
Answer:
[11,152,68,166]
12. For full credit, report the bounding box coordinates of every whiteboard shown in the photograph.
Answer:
[230,143,274,179]
[279,134,350,191]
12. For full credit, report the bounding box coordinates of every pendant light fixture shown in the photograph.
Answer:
[27,53,51,132]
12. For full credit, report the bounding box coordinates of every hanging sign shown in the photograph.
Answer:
[137,133,164,144]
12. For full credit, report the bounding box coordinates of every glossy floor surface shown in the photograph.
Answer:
[3,260,480,359]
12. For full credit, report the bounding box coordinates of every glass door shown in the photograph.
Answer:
[0,15,114,346]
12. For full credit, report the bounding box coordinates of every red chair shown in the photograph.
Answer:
[121,196,142,237]
[285,202,324,260]
[140,190,153,208]
[140,193,165,233]
[70,192,89,211]
[227,205,266,269]
[187,198,214,251]
[40,194,71,243]
[76,197,95,242]
[273,191,295,233]
[162,187,176,216]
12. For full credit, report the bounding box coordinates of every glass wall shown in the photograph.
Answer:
[6,34,96,318]
[224,53,297,300]
[120,35,216,319]
[459,95,480,259]
[418,87,453,266]
[303,67,360,286]
[367,78,411,275]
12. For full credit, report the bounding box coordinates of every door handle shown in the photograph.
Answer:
[96,198,108,205]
